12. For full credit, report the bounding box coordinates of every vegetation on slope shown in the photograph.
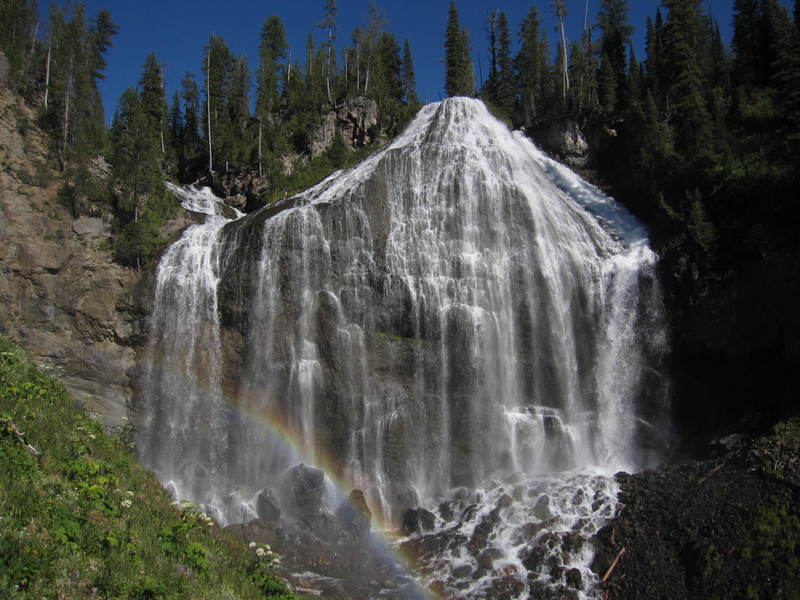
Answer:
[0,336,294,599]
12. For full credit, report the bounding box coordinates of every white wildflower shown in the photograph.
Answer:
[121,499,132,509]
[248,541,256,548]
[126,491,134,497]
[88,434,96,440]
[255,547,266,557]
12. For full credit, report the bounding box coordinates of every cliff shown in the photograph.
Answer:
[0,83,145,429]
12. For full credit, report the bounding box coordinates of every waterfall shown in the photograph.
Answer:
[137,99,669,598]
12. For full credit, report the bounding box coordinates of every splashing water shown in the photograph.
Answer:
[137,99,670,598]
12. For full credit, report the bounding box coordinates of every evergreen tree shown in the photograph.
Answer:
[318,0,338,104]
[597,0,633,112]
[484,11,514,115]
[661,0,714,169]
[444,1,474,97]
[139,53,167,155]
[110,87,171,268]
[553,0,570,100]
[40,4,115,169]
[256,16,288,120]
[0,0,39,91]
[229,55,252,165]
[203,35,236,172]
[516,5,548,125]
[401,39,418,104]
[178,72,203,179]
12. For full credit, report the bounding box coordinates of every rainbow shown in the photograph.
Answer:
[139,357,438,598]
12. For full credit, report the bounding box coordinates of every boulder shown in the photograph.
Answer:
[336,489,372,540]
[255,487,281,523]
[533,494,552,520]
[400,507,436,535]
[534,119,589,167]
[279,463,325,517]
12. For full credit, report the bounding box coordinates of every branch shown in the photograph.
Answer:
[602,547,626,583]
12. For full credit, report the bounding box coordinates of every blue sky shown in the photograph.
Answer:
[39,1,792,121]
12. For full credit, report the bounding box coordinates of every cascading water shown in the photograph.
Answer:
[137,99,669,599]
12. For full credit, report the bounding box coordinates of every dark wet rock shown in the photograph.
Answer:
[519,545,547,572]
[336,489,372,540]
[496,493,514,509]
[399,531,447,562]
[438,501,455,522]
[562,532,586,554]
[400,507,436,535]
[478,547,504,570]
[472,567,487,580]
[467,511,500,554]
[255,487,281,523]
[533,494,551,519]
[486,576,526,599]
[566,568,583,590]
[571,488,585,506]
[452,564,472,579]
[513,521,545,544]
[279,463,325,518]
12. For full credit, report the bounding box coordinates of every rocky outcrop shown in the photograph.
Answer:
[532,119,590,167]
[202,169,269,214]
[309,96,379,157]
[0,85,147,429]
[592,420,800,600]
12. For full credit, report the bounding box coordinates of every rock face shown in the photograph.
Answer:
[533,119,590,167]
[309,96,379,156]
[0,85,147,429]
[592,421,800,600]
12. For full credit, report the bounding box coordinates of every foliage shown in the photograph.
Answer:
[444,1,475,97]
[0,336,295,599]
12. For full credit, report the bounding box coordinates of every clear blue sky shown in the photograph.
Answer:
[39,1,792,122]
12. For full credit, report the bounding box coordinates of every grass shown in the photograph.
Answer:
[0,336,295,599]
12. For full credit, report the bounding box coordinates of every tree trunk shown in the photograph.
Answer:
[60,59,73,169]
[43,39,51,110]
[258,118,262,177]
[207,44,213,173]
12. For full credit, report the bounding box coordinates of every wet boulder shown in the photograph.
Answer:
[336,489,372,540]
[533,494,552,520]
[279,463,325,517]
[255,487,281,523]
[401,507,436,535]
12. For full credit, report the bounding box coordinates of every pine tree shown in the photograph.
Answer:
[597,0,633,112]
[318,0,338,104]
[484,11,514,115]
[660,0,714,167]
[444,1,474,97]
[0,0,39,90]
[110,87,170,268]
[516,5,548,125]
[178,72,203,179]
[553,0,570,100]
[256,16,288,120]
[401,39,418,104]
[139,53,167,155]
[732,0,762,86]
[203,35,236,172]
[494,12,515,115]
